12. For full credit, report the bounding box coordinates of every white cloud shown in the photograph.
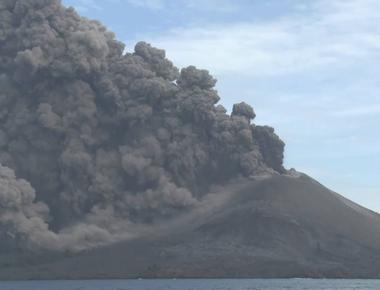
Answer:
[332,104,380,117]
[137,0,380,76]
[124,0,238,12]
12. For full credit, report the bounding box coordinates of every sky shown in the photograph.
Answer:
[62,0,380,213]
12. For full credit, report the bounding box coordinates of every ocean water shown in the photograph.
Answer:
[0,279,380,290]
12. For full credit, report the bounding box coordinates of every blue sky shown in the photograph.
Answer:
[62,0,380,212]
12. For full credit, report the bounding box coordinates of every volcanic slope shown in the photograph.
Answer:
[1,173,380,279]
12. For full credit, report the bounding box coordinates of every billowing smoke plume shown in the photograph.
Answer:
[0,0,285,251]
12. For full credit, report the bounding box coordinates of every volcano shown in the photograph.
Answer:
[0,0,379,280]
[1,173,380,279]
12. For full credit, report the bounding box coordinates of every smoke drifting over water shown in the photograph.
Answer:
[0,0,285,251]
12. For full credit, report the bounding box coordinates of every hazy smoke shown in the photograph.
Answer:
[0,0,285,251]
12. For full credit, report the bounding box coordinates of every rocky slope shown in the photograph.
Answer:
[1,173,380,279]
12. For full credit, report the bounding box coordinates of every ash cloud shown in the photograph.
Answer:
[0,0,285,251]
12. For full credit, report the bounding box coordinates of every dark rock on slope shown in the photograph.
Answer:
[1,173,380,279]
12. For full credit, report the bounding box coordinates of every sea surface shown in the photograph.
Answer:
[0,279,380,290]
